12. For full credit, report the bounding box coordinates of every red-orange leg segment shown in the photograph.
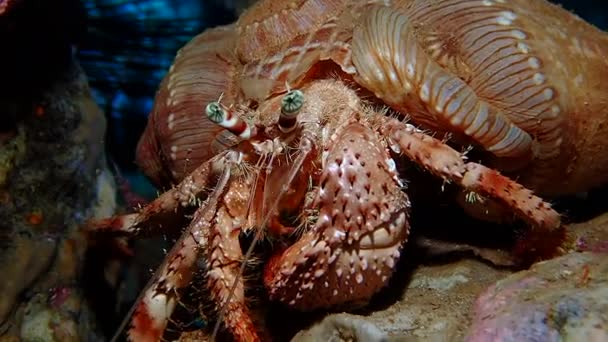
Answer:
[206,178,261,341]
[86,151,232,236]
[118,155,234,341]
[380,118,561,232]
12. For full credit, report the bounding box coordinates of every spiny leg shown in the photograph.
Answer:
[117,95,256,235]
[119,162,233,342]
[87,151,232,236]
[207,92,314,341]
[211,130,319,340]
[206,180,261,342]
[381,118,561,232]
[124,203,209,342]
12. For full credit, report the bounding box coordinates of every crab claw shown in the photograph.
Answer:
[264,121,410,309]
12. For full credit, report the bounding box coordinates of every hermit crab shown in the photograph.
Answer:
[89,0,608,341]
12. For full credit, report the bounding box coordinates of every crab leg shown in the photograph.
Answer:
[115,159,233,342]
[123,203,209,342]
[87,151,233,236]
[381,118,561,232]
[207,183,260,341]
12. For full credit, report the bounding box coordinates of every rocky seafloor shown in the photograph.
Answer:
[172,206,608,342]
[290,217,608,342]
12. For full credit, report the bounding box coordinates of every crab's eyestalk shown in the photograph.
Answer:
[279,90,304,133]
[205,102,255,139]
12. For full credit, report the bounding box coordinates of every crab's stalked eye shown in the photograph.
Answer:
[281,89,304,115]
[206,102,225,124]
[279,89,304,133]
[205,101,255,139]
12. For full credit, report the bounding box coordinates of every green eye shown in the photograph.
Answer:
[281,90,304,116]
[205,102,225,123]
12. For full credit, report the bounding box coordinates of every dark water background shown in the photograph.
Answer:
[75,0,608,197]
[78,0,239,197]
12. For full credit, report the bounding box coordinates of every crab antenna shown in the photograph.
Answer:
[278,89,304,133]
[206,102,256,139]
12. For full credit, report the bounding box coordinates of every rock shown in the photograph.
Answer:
[570,211,608,254]
[467,252,608,342]
[291,313,387,342]
[364,258,511,340]
[20,290,82,342]
[0,126,25,187]
[0,62,115,341]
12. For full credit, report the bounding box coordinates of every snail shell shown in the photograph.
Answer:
[136,25,240,187]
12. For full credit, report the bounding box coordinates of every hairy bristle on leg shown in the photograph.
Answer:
[86,151,231,236]
[211,134,316,340]
[114,159,233,341]
[381,118,561,233]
